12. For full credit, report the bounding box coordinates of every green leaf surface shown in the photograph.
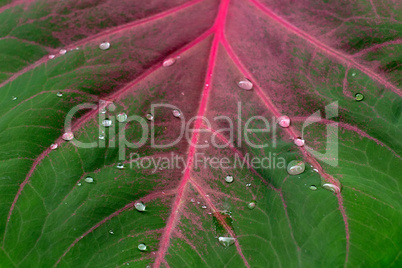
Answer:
[0,0,401,267]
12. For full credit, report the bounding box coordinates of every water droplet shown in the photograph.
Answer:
[48,54,55,59]
[116,163,124,169]
[247,201,256,210]
[201,205,207,209]
[102,119,112,127]
[109,230,114,235]
[237,78,253,90]
[116,112,127,122]
[62,132,74,141]
[99,133,105,140]
[162,57,176,67]
[224,175,234,183]
[138,243,147,251]
[11,96,17,101]
[172,109,181,118]
[50,143,58,150]
[59,49,67,55]
[77,182,82,186]
[218,237,236,247]
[278,116,290,128]
[84,176,94,183]
[294,137,305,147]
[246,183,251,187]
[56,91,63,97]
[146,113,154,121]
[322,183,341,193]
[287,160,305,175]
[309,185,317,191]
[99,42,110,50]
[355,93,364,101]
[352,72,356,77]
[190,198,195,203]
[135,201,146,212]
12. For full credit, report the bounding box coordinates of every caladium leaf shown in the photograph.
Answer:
[0,0,401,267]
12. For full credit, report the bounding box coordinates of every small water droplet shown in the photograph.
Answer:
[309,185,317,191]
[355,93,364,101]
[190,198,195,203]
[116,163,124,169]
[146,113,154,121]
[225,175,234,183]
[62,132,74,141]
[287,160,305,175]
[246,183,251,187]
[135,201,146,212]
[218,237,236,247]
[247,201,256,210]
[56,92,63,97]
[102,119,112,127]
[116,112,127,123]
[59,49,67,55]
[294,137,305,147]
[50,143,58,150]
[313,168,318,172]
[138,243,147,251]
[109,230,114,235]
[12,96,17,101]
[99,42,111,50]
[322,183,341,193]
[99,133,105,140]
[172,109,181,118]
[77,182,82,186]
[201,205,207,209]
[352,72,356,77]
[162,57,176,67]
[84,176,94,183]
[237,78,253,90]
[278,116,290,128]
[48,54,55,59]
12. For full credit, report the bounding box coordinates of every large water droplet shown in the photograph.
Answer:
[84,176,94,183]
[135,201,146,212]
[287,160,305,175]
[172,109,181,118]
[146,113,154,121]
[56,91,63,97]
[99,42,110,50]
[102,119,112,127]
[355,93,364,101]
[50,143,58,150]
[162,58,176,67]
[278,116,290,128]
[218,236,236,247]
[116,112,127,123]
[62,132,74,141]
[213,211,235,248]
[225,175,234,183]
[322,183,341,193]
[138,243,147,251]
[247,201,256,210]
[237,78,253,90]
[294,137,305,147]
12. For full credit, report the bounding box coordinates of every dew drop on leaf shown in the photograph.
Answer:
[99,133,105,140]
[355,93,364,101]
[146,113,154,121]
[213,211,236,247]
[224,175,233,183]
[77,182,82,186]
[56,91,63,97]
[50,143,58,150]
[62,132,74,141]
[201,205,207,209]
[84,177,94,183]
[116,112,127,122]
[138,243,147,251]
[59,49,67,55]
[99,42,110,50]
[135,201,146,212]
[294,137,305,147]
[218,237,236,247]
[246,183,251,187]
[116,163,124,169]
[309,185,317,191]
[162,57,176,67]
[102,119,112,127]
[278,116,290,128]
[11,96,17,101]
[247,201,256,210]
[287,160,305,175]
[322,183,341,193]
[236,78,253,90]
[172,109,181,118]
[190,198,195,203]
[109,230,114,235]
[48,54,55,59]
